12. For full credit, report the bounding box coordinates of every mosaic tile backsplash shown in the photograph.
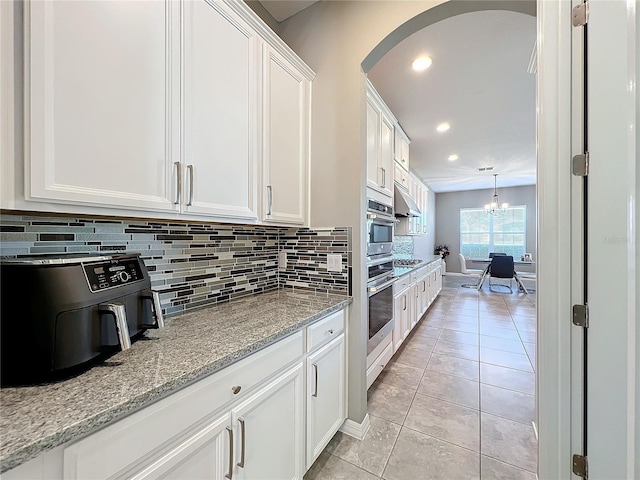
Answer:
[0,214,351,316]
[393,235,414,259]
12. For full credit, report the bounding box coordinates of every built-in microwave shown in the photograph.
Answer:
[366,199,395,257]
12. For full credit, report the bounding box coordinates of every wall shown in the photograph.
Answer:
[276,0,445,427]
[435,184,536,273]
[0,213,351,316]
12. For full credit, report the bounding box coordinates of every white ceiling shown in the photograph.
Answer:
[367,10,537,193]
[258,0,318,22]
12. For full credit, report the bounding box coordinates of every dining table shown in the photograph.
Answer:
[468,258,535,294]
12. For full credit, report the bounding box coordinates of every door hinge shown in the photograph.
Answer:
[572,454,588,478]
[572,153,589,176]
[572,2,588,27]
[572,304,589,328]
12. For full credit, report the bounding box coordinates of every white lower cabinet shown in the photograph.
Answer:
[7,308,347,480]
[389,260,443,357]
[131,413,231,480]
[393,287,411,351]
[232,363,305,480]
[306,334,346,468]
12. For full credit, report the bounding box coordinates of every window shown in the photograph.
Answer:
[459,206,526,259]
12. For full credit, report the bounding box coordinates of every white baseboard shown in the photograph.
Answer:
[339,414,371,440]
[444,272,466,277]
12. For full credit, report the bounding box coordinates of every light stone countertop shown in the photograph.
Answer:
[393,254,443,278]
[0,289,352,473]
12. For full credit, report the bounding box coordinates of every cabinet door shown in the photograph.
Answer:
[366,98,381,191]
[131,413,231,480]
[26,0,178,212]
[182,1,259,220]
[410,284,419,333]
[232,363,305,480]
[262,47,309,225]
[306,335,346,468]
[401,139,410,170]
[393,293,406,351]
[379,115,394,198]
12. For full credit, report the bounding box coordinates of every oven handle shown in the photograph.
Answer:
[366,211,397,224]
[367,277,396,295]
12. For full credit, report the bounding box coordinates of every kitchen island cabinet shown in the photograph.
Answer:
[0,291,350,479]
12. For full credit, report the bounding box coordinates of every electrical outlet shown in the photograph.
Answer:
[278,251,287,270]
[327,254,342,272]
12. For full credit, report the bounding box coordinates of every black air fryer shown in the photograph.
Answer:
[0,253,164,385]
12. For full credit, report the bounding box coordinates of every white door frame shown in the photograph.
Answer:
[538,0,639,478]
[537,1,580,477]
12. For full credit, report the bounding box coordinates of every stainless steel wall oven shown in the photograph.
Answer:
[366,198,395,356]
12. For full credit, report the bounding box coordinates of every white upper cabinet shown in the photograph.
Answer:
[182,0,259,220]
[25,0,179,212]
[394,127,410,172]
[366,98,381,191]
[366,81,395,201]
[20,0,313,226]
[261,46,311,225]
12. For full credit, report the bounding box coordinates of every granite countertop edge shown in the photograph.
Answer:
[1,292,352,473]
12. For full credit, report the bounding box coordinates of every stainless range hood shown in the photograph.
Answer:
[394,185,421,217]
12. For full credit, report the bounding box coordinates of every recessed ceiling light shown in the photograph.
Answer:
[411,55,432,72]
[437,123,450,133]
[448,154,459,162]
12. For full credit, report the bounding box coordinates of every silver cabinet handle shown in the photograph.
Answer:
[173,161,181,205]
[381,167,386,188]
[186,164,194,206]
[403,295,407,311]
[225,426,233,479]
[231,385,241,395]
[328,329,334,335]
[266,185,273,215]
[99,303,131,350]
[312,363,318,397]
[237,418,246,468]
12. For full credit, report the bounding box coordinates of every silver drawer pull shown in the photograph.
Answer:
[225,426,233,479]
[232,386,241,395]
[237,418,246,468]
[312,363,318,397]
[328,329,334,335]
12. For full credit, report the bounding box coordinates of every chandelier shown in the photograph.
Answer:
[485,174,508,215]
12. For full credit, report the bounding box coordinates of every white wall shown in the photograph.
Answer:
[275,0,446,426]
[275,0,536,428]
[436,184,536,273]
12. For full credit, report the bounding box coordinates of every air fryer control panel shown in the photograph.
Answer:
[83,257,145,292]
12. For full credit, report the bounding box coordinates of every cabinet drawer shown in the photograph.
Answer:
[307,309,345,352]
[394,274,410,293]
[366,340,394,389]
[63,331,304,480]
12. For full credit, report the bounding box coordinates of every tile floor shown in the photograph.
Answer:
[305,275,538,480]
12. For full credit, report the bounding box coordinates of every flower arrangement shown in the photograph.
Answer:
[435,245,450,259]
